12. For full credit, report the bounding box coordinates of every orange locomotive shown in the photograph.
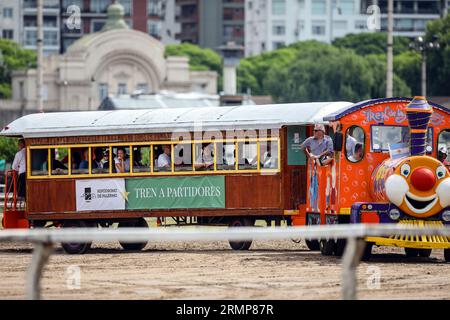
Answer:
[293,96,450,260]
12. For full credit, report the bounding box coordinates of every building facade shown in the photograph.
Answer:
[8,2,217,114]
[60,0,180,52]
[175,0,245,50]
[0,0,21,43]
[245,0,450,57]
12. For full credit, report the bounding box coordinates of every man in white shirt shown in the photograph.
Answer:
[346,127,357,157]
[12,139,26,198]
[157,145,171,170]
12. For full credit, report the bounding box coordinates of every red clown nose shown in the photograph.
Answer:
[410,167,436,191]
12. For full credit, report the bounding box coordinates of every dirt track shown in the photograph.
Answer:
[1,238,450,300]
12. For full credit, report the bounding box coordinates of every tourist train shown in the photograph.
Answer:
[1,96,450,259]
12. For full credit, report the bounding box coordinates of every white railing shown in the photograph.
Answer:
[1,224,450,300]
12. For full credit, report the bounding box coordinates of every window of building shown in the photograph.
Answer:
[92,20,105,32]
[312,21,326,35]
[43,16,57,27]
[312,0,326,14]
[98,83,108,101]
[117,83,127,95]
[90,0,109,13]
[2,30,13,39]
[62,0,83,11]
[121,0,132,15]
[340,0,354,15]
[148,20,162,37]
[272,0,286,15]
[355,20,367,30]
[3,7,13,18]
[414,19,427,31]
[44,30,58,46]
[345,126,365,163]
[148,0,162,16]
[395,18,413,31]
[136,83,149,94]
[272,21,286,35]
[272,41,285,49]
[24,30,37,46]
[333,21,347,29]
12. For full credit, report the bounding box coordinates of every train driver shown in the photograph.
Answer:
[300,124,334,166]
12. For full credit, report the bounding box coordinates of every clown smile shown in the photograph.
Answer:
[404,192,438,214]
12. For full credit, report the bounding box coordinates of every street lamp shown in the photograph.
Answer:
[409,35,440,97]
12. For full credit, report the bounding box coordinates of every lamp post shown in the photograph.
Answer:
[409,35,440,97]
[329,0,342,44]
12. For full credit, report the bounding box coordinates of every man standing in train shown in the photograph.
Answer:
[300,124,334,166]
[12,138,26,199]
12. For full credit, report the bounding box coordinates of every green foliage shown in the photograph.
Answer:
[424,15,450,96]
[0,39,36,99]
[394,51,421,95]
[165,43,222,74]
[332,33,411,56]
[0,137,18,163]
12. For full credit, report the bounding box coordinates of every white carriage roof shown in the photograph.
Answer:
[1,102,352,138]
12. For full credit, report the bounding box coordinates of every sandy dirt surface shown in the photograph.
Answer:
[1,238,450,300]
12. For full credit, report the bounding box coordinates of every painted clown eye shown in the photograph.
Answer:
[400,163,411,177]
[436,166,447,180]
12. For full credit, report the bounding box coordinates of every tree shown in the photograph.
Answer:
[0,137,17,163]
[238,40,411,103]
[394,51,421,95]
[332,32,411,56]
[424,15,450,96]
[165,43,222,74]
[0,39,36,99]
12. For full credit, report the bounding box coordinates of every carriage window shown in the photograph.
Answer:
[174,143,193,172]
[346,126,365,163]
[438,129,450,164]
[238,141,257,170]
[50,148,69,175]
[71,147,89,175]
[216,142,236,170]
[91,146,110,174]
[30,149,49,176]
[260,140,279,169]
[112,146,130,173]
[153,144,172,172]
[194,142,214,171]
[371,126,410,152]
[132,146,151,173]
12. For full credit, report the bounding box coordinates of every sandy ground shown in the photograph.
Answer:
[1,238,450,300]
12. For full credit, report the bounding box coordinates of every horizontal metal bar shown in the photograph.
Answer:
[1,224,450,244]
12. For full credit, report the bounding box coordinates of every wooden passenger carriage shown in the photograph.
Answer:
[1,102,352,253]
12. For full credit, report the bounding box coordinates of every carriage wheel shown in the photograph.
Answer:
[320,239,335,256]
[61,220,94,254]
[361,242,373,261]
[228,218,254,251]
[418,249,432,258]
[405,248,419,257]
[334,239,346,257]
[118,218,149,251]
[444,249,450,262]
[305,240,320,251]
